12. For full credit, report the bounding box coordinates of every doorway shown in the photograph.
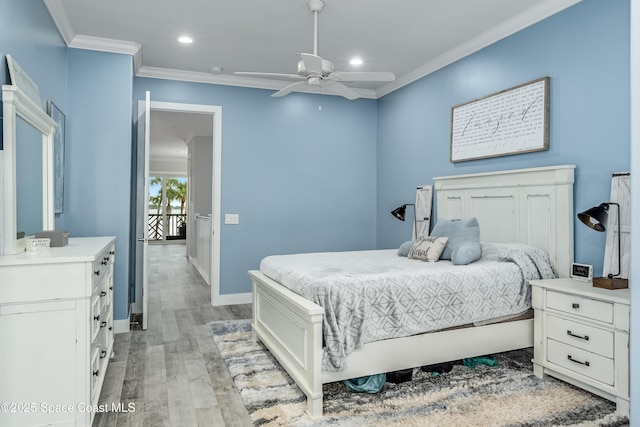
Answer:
[132,99,222,327]
[148,176,188,242]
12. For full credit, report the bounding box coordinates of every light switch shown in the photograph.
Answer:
[225,214,239,225]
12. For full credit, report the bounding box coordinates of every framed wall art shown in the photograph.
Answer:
[450,77,549,162]
[47,100,65,213]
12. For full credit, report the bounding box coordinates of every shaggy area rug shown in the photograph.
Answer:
[209,319,628,427]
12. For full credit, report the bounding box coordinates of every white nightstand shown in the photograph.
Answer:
[530,278,629,417]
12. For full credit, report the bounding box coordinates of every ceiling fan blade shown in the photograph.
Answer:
[234,71,304,80]
[324,82,361,100]
[271,80,309,97]
[329,71,396,82]
[300,53,324,73]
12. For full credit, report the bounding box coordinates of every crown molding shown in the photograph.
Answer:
[137,66,378,99]
[68,35,141,56]
[43,0,75,45]
[376,0,582,98]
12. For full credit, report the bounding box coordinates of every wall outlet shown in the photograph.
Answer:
[225,214,239,225]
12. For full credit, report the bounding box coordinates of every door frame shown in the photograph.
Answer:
[133,99,222,312]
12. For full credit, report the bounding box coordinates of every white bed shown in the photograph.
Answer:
[248,165,575,418]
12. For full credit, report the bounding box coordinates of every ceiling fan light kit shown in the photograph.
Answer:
[233,0,395,99]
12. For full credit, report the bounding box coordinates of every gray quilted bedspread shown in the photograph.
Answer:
[259,242,557,371]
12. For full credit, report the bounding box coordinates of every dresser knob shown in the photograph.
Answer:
[93,369,100,377]
[94,270,100,276]
[110,250,115,255]
[571,303,580,309]
[94,315,100,322]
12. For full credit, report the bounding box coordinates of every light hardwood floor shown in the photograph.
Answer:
[93,243,254,427]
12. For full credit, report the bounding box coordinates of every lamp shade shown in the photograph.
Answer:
[391,205,407,221]
[577,203,609,232]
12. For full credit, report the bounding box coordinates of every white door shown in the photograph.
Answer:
[134,92,151,330]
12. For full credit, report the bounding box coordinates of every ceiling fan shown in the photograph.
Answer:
[234,0,395,100]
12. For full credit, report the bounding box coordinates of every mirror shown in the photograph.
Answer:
[2,85,56,255]
[16,116,44,237]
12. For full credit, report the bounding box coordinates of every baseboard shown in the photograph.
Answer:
[113,318,131,334]
[212,292,252,307]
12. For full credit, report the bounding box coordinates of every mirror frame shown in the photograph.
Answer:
[2,85,56,255]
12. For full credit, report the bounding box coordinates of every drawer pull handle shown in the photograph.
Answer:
[101,321,107,328]
[571,303,580,309]
[94,315,100,322]
[567,355,590,367]
[566,330,589,341]
[93,369,100,377]
[110,250,115,255]
[100,291,107,297]
[101,260,108,265]
[94,270,100,276]
[100,350,107,359]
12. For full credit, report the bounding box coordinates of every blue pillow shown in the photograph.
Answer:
[397,240,413,257]
[430,217,481,265]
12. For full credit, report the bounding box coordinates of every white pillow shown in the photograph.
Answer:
[407,235,448,262]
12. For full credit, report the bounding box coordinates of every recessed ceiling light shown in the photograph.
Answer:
[350,57,363,66]
[178,36,193,44]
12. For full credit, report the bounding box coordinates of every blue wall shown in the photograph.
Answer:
[65,50,134,320]
[0,0,67,109]
[377,0,630,277]
[133,79,378,295]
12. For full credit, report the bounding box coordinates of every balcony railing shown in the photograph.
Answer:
[148,213,186,241]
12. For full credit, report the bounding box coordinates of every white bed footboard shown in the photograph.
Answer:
[250,270,324,417]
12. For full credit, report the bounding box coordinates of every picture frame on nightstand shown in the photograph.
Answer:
[570,262,593,282]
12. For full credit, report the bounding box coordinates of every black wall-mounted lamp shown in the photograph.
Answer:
[391,204,417,240]
[577,202,628,289]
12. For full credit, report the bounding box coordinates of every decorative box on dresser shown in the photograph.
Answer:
[530,278,630,417]
[0,237,116,427]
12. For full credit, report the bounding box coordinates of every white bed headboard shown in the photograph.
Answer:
[433,165,575,278]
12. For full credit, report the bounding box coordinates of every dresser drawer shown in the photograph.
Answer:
[92,247,113,289]
[547,314,613,358]
[547,339,614,385]
[90,293,102,343]
[546,290,613,324]
[90,346,102,403]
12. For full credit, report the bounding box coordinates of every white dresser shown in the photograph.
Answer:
[530,278,629,417]
[0,237,116,427]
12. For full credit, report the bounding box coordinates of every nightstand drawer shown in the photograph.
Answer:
[546,290,613,324]
[547,314,613,358]
[547,339,614,385]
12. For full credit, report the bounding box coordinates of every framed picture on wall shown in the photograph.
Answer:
[47,100,65,214]
[450,77,549,162]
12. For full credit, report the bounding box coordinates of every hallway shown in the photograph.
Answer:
[94,243,253,427]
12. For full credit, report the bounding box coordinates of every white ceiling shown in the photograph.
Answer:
[43,0,581,159]
[150,111,213,160]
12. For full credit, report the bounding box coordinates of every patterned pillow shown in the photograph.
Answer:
[407,235,448,262]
